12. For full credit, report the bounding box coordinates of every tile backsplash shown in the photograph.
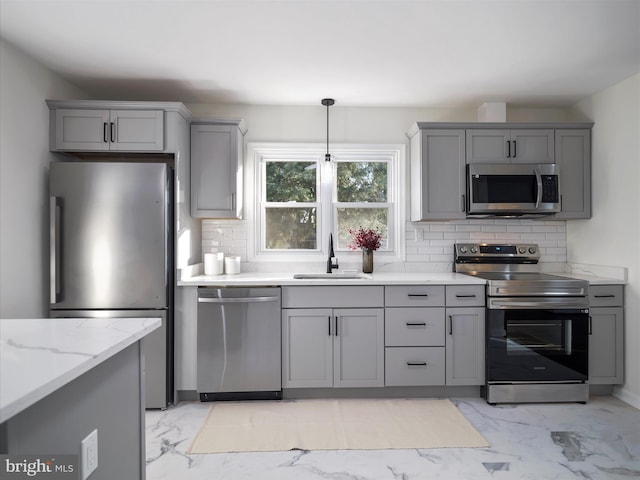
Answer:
[202,218,567,272]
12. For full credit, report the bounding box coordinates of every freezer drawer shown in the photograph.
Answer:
[197,287,282,401]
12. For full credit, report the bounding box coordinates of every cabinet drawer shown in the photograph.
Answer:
[385,285,445,307]
[446,285,485,306]
[282,286,384,308]
[589,285,623,307]
[385,347,445,386]
[385,308,445,346]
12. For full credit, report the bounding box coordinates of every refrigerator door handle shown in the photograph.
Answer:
[50,196,62,304]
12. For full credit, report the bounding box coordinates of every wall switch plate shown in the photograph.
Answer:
[81,429,98,479]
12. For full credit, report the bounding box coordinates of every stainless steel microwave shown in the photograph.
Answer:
[467,163,560,216]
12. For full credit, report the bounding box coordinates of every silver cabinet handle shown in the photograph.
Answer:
[461,194,466,213]
[407,362,427,367]
[50,197,62,304]
[197,296,279,303]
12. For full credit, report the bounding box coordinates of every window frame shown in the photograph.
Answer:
[246,142,405,264]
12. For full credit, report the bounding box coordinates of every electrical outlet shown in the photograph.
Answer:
[81,429,98,480]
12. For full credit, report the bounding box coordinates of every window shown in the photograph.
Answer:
[247,143,405,261]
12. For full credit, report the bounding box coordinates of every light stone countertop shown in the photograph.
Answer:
[0,317,161,424]
[178,271,487,287]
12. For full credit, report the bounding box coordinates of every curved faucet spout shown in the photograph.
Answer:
[327,233,339,273]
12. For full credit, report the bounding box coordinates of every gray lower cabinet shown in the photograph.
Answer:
[50,107,164,152]
[282,308,384,388]
[589,285,624,384]
[554,129,591,219]
[190,119,246,218]
[281,286,385,389]
[384,285,484,387]
[445,307,485,385]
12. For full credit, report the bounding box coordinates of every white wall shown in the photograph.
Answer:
[570,73,640,408]
[0,39,88,318]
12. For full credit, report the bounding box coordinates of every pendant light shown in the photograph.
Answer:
[321,98,335,161]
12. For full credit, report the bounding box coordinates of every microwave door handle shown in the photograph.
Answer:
[534,168,543,208]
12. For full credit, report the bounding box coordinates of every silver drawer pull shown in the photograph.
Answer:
[594,294,615,298]
[407,362,427,367]
[407,294,429,298]
[406,322,427,327]
[456,294,476,298]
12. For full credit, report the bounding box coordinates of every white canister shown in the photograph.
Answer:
[204,252,224,275]
[224,256,241,275]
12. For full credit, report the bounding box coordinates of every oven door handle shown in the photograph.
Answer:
[488,298,589,309]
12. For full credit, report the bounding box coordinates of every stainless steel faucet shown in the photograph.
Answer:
[326,233,339,273]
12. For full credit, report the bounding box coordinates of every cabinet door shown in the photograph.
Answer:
[191,123,242,219]
[589,307,624,385]
[54,109,110,151]
[466,129,510,163]
[509,129,554,164]
[333,308,384,387]
[110,110,164,151]
[410,129,466,220]
[282,309,333,388]
[553,129,591,219]
[445,307,485,385]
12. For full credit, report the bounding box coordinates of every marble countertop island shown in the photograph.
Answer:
[0,317,161,424]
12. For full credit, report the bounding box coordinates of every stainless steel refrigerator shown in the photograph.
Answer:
[49,161,173,409]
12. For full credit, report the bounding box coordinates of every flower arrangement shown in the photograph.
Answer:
[348,226,382,252]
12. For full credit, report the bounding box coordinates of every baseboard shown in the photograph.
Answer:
[613,386,640,410]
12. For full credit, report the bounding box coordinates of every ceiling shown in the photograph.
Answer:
[1,0,639,108]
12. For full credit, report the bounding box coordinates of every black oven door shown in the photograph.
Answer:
[486,308,588,382]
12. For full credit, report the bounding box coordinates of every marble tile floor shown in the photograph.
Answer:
[146,396,639,479]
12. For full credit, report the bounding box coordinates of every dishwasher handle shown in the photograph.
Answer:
[198,296,280,304]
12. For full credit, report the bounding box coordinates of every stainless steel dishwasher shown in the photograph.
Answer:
[197,287,282,401]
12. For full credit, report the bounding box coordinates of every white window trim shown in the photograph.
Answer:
[246,142,406,264]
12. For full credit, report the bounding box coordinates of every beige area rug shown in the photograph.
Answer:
[188,398,489,453]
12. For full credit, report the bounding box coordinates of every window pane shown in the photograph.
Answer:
[336,208,388,249]
[337,162,387,202]
[266,161,316,202]
[265,207,317,249]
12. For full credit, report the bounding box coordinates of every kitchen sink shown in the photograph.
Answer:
[292,273,370,280]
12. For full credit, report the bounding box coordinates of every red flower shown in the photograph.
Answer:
[348,227,382,251]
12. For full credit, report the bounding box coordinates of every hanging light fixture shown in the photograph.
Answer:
[321,98,335,162]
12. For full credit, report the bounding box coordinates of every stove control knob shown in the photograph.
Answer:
[528,246,537,254]
[470,246,478,254]
[459,246,467,254]
[518,247,526,254]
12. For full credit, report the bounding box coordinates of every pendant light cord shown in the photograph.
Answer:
[321,98,334,162]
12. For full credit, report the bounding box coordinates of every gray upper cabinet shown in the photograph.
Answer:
[553,129,591,219]
[51,108,164,152]
[409,128,466,221]
[466,129,555,164]
[190,120,246,219]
